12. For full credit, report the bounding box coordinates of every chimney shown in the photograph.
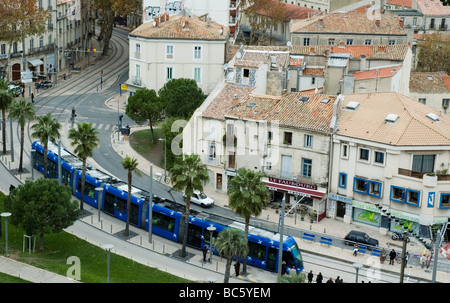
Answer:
[375,19,381,28]
[232,94,239,107]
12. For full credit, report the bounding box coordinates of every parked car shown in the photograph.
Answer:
[344,230,379,250]
[183,190,214,208]
[40,80,53,89]
[7,84,21,97]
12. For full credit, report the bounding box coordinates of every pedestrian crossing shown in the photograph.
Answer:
[69,122,115,131]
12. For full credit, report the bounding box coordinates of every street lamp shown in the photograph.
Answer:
[206,226,216,263]
[1,212,12,257]
[148,163,154,243]
[95,187,104,222]
[277,197,286,280]
[158,137,167,183]
[353,262,363,283]
[102,244,114,283]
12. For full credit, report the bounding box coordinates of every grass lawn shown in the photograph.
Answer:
[0,193,192,283]
[129,127,164,167]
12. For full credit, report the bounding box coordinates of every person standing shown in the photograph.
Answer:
[234,261,240,276]
[404,252,410,267]
[202,245,208,262]
[326,277,334,283]
[316,272,323,283]
[389,249,397,265]
[307,270,313,283]
[380,248,386,264]
[335,276,343,283]
[420,254,427,269]
[31,92,34,103]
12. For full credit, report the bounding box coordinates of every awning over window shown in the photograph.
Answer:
[28,59,44,67]
[264,178,325,200]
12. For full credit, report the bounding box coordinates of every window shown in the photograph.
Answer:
[303,38,310,46]
[166,67,173,82]
[266,161,272,170]
[166,45,174,59]
[388,40,396,45]
[281,155,292,179]
[346,39,354,45]
[359,148,370,161]
[368,181,382,198]
[243,68,250,78]
[311,77,315,85]
[284,132,292,145]
[208,143,216,160]
[353,177,367,194]
[136,43,141,54]
[135,64,141,79]
[364,39,372,45]
[267,131,273,143]
[338,173,347,188]
[228,152,236,168]
[390,186,405,203]
[374,151,385,165]
[194,46,202,60]
[328,38,335,46]
[412,154,435,173]
[302,158,312,178]
[405,189,421,207]
[341,144,349,159]
[413,17,418,26]
[418,98,426,104]
[443,99,449,109]
[430,18,435,29]
[440,193,450,209]
[304,135,313,148]
[193,67,201,83]
[0,44,5,55]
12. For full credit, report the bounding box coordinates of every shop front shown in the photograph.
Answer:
[327,193,352,223]
[264,177,326,222]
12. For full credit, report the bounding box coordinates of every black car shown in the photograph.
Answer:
[344,230,379,250]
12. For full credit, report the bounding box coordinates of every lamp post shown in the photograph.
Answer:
[206,226,216,263]
[277,197,286,280]
[353,263,363,283]
[102,244,114,283]
[158,137,167,182]
[148,163,153,243]
[1,212,12,257]
[95,187,103,222]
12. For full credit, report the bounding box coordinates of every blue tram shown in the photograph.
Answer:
[31,140,304,273]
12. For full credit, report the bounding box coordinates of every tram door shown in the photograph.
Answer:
[266,247,277,271]
[187,224,203,248]
[129,203,139,226]
[104,192,116,215]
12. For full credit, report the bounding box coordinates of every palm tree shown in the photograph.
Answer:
[0,78,14,155]
[68,122,100,212]
[228,168,270,274]
[31,113,62,178]
[214,228,248,283]
[121,156,142,237]
[169,154,209,258]
[8,98,35,173]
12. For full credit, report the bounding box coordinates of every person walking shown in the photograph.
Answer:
[335,276,343,283]
[404,252,410,267]
[420,254,427,269]
[380,248,386,264]
[307,270,313,283]
[389,249,397,265]
[316,272,323,283]
[326,277,334,283]
[353,243,359,256]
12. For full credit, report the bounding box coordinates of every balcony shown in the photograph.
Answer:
[398,168,450,183]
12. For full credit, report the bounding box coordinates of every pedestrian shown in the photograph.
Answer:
[281,261,286,275]
[20,86,24,98]
[202,245,208,262]
[316,272,323,283]
[389,249,397,265]
[9,184,15,193]
[326,277,334,283]
[420,254,427,269]
[31,92,34,103]
[234,261,240,276]
[380,248,386,264]
[307,270,313,283]
[290,266,296,275]
[353,243,359,256]
[335,276,343,283]
[404,252,410,267]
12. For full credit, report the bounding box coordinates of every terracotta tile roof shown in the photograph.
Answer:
[337,92,450,146]
[386,0,412,7]
[303,67,325,75]
[416,0,450,15]
[353,66,402,81]
[290,44,409,61]
[202,83,255,121]
[250,0,320,21]
[409,72,450,93]
[290,11,406,36]
[130,13,229,40]
[241,48,291,70]
[226,93,337,133]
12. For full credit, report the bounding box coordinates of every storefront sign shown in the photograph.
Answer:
[353,208,381,227]
[268,177,317,190]
[427,192,435,208]
[328,193,351,203]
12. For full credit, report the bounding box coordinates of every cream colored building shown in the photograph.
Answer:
[409,72,450,115]
[329,92,450,238]
[127,13,229,95]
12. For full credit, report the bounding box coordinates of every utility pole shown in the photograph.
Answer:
[399,230,408,283]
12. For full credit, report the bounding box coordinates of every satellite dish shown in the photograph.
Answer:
[223,63,228,70]
[287,41,292,47]
[236,52,242,59]
[152,21,157,27]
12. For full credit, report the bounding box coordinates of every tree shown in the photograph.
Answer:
[415,33,450,75]
[121,156,142,237]
[228,168,270,274]
[169,154,209,258]
[125,88,162,143]
[112,0,142,28]
[0,0,49,79]
[0,78,13,155]
[161,116,185,170]
[8,98,35,173]
[31,113,62,178]
[158,78,205,119]
[4,178,80,251]
[93,0,115,56]
[214,228,249,283]
[68,122,100,212]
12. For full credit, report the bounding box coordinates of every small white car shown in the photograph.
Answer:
[184,190,214,208]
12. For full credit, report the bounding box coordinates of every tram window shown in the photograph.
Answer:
[130,203,139,225]
[187,224,203,248]
[116,197,127,213]
[49,161,57,178]
[152,212,175,233]
[283,250,295,268]
[248,241,266,260]
[77,180,96,199]
[37,153,44,166]
[62,169,71,185]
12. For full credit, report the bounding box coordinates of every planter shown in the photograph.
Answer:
[423,173,437,187]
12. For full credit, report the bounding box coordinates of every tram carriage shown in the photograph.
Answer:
[31,140,304,273]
